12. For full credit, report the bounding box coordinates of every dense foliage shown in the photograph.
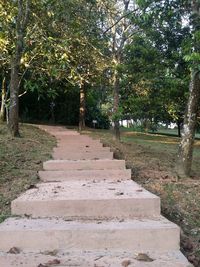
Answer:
[0,0,200,175]
[0,0,194,127]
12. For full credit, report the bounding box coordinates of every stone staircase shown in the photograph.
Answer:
[0,125,192,267]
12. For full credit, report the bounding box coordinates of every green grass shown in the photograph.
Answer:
[122,131,200,175]
[0,123,199,265]
[84,127,200,266]
[0,123,56,220]
[121,126,200,138]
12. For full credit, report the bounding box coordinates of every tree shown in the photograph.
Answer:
[9,0,30,136]
[34,0,107,131]
[102,0,139,140]
[68,1,108,131]
[177,0,200,177]
[120,0,190,134]
[0,1,14,123]
[134,0,200,176]
[0,0,108,133]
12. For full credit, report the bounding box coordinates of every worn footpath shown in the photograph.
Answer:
[0,126,193,266]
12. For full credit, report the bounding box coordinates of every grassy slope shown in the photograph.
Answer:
[0,123,199,265]
[84,128,200,267]
[0,123,56,222]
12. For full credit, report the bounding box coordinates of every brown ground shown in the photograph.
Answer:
[85,128,200,267]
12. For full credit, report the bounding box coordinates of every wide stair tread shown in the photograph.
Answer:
[39,169,131,182]
[52,150,113,160]
[0,250,192,267]
[0,217,179,251]
[53,146,111,152]
[11,180,160,218]
[43,159,126,170]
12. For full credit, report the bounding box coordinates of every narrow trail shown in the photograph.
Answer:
[0,125,192,266]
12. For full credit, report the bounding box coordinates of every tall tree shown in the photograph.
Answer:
[135,0,200,176]
[103,0,139,140]
[177,0,200,177]
[9,0,30,136]
[0,1,14,123]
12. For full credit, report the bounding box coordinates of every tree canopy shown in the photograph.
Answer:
[0,0,200,176]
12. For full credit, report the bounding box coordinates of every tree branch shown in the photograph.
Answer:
[103,8,138,35]
[22,0,30,30]
[18,53,38,89]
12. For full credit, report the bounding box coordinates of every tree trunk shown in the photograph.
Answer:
[113,70,120,140]
[79,83,86,131]
[8,0,30,137]
[9,59,20,136]
[0,77,6,122]
[109,0,130,141]
[176,70,200,177]
[50,102,55,124]
[176,1,200,177]
[177,120,181,137]
[127,119,129,128]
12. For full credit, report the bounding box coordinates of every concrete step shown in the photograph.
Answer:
[38,126,80,136]
[52,131,80,136]
[0,250,192,267]
[0,217,180,252]
[39,169,131,182]
[56,142,104,149]
[53,146,111,152]
[43,159,126,171]
[37,125,65,130]
[52,150,113,160]
[57,139,103,146]
[55,134,99,139]
[11,180,160,219]
[56,135,98,141]
[56,138,101,144]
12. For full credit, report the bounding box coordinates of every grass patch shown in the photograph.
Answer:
[84,127,200,267]
[0,123,56,219]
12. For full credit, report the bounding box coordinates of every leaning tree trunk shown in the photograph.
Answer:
[79,83,86,131]
[0,77,6,122]
[177,70,200,177]
[113,70,120,140]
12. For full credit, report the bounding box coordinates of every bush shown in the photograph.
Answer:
[85,106,110,129]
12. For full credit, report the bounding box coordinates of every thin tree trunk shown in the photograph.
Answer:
[79,83,86,131]
[177,70,200,177]
[127,119,129,128]
[0,77,6,122]
[177,120,181,138]
[109,1,130,141]
[113,70,120,140]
